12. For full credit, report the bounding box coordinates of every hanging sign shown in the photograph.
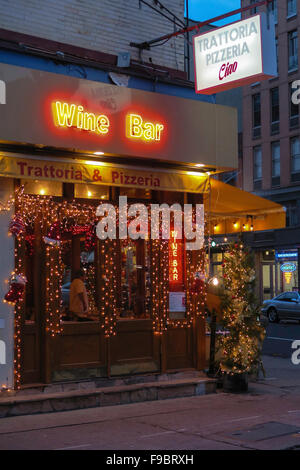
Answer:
[169,229,184,290]
[281,263,297,284]
[193,13,277,94]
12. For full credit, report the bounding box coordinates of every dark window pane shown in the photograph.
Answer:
[288,30,298,71]
[271,87,279,123]
[252,93,261,128]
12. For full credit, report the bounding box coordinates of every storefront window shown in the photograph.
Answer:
[74,183,108,200]
[61,237,98,322]
[22,179,62,196]
[120,188,152,199]
[261,249,299,301]
[120,239,150,318]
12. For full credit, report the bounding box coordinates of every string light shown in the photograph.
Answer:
[3,187,208,386]
[220,242,265,375]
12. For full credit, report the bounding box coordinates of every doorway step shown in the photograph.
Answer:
[0,371,216,418]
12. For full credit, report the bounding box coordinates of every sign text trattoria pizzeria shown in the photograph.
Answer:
[0,156,210,194]
[193,13,277,95]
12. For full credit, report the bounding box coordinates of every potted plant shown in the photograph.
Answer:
[219,242,265,392]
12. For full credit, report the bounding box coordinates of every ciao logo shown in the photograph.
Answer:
[219,61,238,81]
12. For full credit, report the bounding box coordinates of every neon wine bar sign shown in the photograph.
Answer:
[52,101,165,142]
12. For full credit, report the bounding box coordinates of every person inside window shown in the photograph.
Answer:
[69,269,89,321]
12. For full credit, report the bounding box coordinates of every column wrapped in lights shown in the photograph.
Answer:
[45,242,63,337]
[14,235,26,389]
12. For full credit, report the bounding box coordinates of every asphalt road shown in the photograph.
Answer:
[262,321,300,358]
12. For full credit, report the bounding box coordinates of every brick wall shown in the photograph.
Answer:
[0,0,185,70]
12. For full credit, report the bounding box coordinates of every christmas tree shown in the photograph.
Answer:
[219,242,265,376]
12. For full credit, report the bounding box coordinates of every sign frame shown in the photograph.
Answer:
[193,12,277,95]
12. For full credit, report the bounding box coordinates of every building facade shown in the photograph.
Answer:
[241,0,300,302]
[0,0,241,389]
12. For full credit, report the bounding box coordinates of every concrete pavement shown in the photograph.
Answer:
[0,355,300,450]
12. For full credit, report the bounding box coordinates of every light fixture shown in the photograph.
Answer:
[94,151,104,155]
[87,191,92,197]
[187,171,205,176]
[224,237,228,242]
[250,225,254,231]
[233,222,239,229]
[85,161,105,166]
[40,189,45,195]
[195,163,205,168]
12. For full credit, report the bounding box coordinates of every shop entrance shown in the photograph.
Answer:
[15,185,206,387]
[262,263,276,300]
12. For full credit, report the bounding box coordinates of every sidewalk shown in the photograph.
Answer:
[0,356,300,450]
[0,370,217,418]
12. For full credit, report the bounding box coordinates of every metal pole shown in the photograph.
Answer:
[208,310,217,376]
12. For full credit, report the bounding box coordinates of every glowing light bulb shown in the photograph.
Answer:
[40,189,45,195]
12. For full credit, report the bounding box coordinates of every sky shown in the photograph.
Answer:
[186,0,241,25]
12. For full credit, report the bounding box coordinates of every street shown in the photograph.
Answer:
[263,320,300,358]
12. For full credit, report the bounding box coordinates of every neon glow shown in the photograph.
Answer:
[52,101,110,135]
[126,113,164,142]
[169,230,183,287]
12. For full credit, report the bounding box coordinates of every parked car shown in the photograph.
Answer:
[261,291,300,323]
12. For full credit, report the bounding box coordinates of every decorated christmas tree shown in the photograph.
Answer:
[219,242,265,377]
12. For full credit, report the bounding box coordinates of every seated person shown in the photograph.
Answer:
[69,269,90,321]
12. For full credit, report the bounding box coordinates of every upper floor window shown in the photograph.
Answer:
[275,37,279,73]
[288,30,298,71]
[250,0,257,15]
[291,136,300,182]
[270,87,280,134]
[253,146,262,189]
[271,141,281,186]
[287,0,297,18]
[268,0,278,24]
[285,202,299,226]
[252,93,261,138]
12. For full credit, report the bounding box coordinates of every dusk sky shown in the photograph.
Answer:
[186,0,241,25]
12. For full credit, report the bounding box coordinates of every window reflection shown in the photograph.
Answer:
[120,240,150,319]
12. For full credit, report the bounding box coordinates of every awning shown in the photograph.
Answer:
[204,179,286,233]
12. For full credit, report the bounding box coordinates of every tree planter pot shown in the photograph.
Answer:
[223,372,248,393]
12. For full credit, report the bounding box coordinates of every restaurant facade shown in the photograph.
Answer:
[0,59,240,389]
[0,46,287,389]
